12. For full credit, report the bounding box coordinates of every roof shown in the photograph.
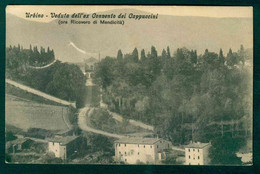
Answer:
[48,136,79,145]
[6,138,33,148]
[114,137,166,145]
[185,142,210,149]
[56,129,72,135]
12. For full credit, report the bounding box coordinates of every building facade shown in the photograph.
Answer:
[48,136,81,160]
[114,137,172,164]
[185,142,211,165]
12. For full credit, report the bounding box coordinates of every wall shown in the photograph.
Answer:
[48,142,62,158]
[114,139,172,164]
[185,146,211,165]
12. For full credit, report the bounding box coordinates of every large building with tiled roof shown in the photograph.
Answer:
[114,137,172,164]
[185,142,211,165]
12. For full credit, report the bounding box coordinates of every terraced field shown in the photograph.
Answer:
[5,94,71,131]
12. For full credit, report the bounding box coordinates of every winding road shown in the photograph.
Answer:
[78,107,126,139]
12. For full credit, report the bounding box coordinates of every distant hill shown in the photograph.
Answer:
[6,9,253,63]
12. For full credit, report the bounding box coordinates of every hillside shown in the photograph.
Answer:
[5,84,73,131]
[6,9,252,62]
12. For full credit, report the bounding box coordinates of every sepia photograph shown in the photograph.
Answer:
[5,5,253,165]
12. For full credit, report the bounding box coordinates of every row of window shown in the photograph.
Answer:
[119,151,140,155]
[188,148,200,152]
[189,163,200,165]
[117,144,155,148]
[188,155,200,160]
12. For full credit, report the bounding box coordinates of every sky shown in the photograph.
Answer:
[6,5,253,23]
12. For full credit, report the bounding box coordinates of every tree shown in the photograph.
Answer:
[166,46,171,59]
[140,49,146,61]
[226,48,239,66]
[132,48,139,62]
[117,49,123,61]
[209,135,246,165]
[219,48,225,65]
[190,50,197,64]
[151,46,158,58]
[161,49,167,59]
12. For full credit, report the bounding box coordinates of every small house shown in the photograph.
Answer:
[48,136,81,160]
[6,138,34,153]
[185,142,211,165]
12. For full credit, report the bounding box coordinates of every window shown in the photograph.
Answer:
[125,144,126,147]
[198,149,199,152]
[168,144,170,148]
[188,149,190,152]
[125,152,126,155]
[189,155,190,159]
[144,145,145,148]
[119,151,121,154]
[119,144,120,147]
[198,156,200,159]
[138,144,139,147]
[150,145,152,148]
[198,163,200,165]
[193,149,195,152]
[138,152,139,155]
[53,142,54,145]
[189,163,191,165]
[125,159,127,162]
[157,145,159,148]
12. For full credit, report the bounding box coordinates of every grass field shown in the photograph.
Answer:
[6,94,70,131]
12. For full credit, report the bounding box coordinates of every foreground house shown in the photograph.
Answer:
[48,136,81,160]
[114,137,172,164]
[6,138,34,153]
[185,142,211,165]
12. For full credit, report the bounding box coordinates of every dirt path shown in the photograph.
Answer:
[78,107,126,139]
[107,110,154,131]
[28,59,57,69]
[6,79,76,108]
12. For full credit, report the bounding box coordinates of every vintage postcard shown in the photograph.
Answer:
[5,5,253,165]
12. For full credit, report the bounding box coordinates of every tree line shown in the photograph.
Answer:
[6,45,86,108]
[93,45,252,164]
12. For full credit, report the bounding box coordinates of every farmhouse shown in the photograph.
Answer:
[114,137,172,164]
[185,142,211,165]
[48,136,81,160]
[6,138,34,153]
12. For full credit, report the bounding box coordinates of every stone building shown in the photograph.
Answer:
[185,142,211,165]
[114,137,172,164]
[48,136,81,160]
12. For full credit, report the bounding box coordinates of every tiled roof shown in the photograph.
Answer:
[56,129,72,135]
[115,137,165,145]
[48,136,79,145]
[185,142,210,149]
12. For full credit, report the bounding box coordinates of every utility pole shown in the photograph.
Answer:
[191,114,194,142]
[221,119,223,137]
[231,119,234,138]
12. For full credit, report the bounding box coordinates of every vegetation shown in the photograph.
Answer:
[93,45,252,164]
[209,135,246,165]
[5,131,17,141]
[6,45,86,108]
[25,128,54,139]
[87,108,149,134]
